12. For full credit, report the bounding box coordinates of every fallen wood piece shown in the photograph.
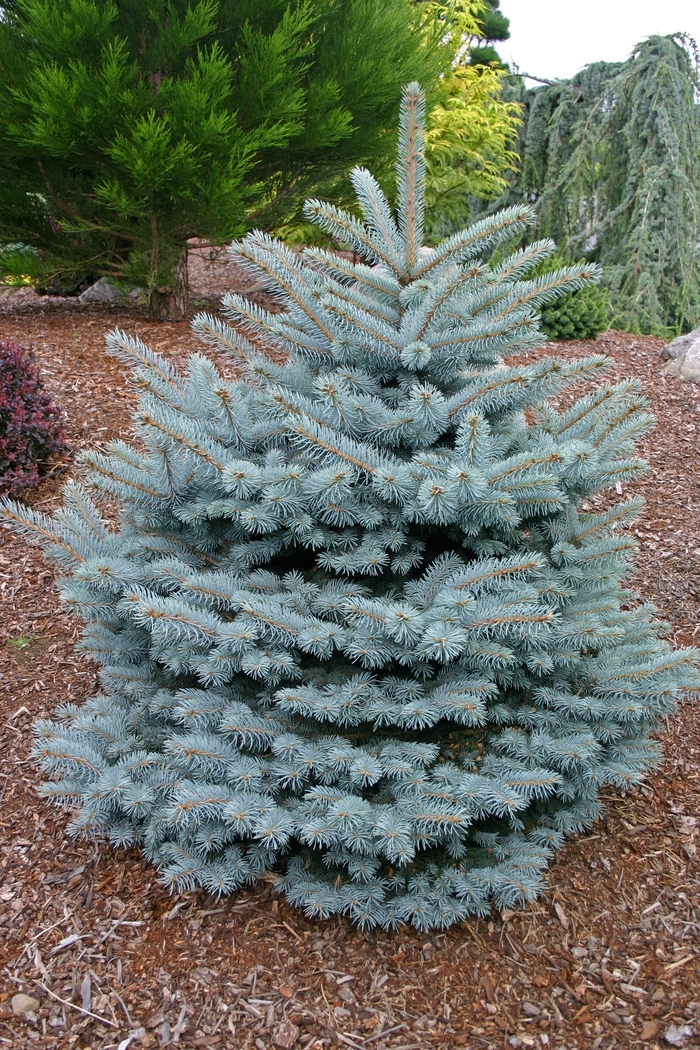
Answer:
[31,980,118,1027]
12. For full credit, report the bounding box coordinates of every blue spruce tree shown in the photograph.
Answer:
[2,85,697,932]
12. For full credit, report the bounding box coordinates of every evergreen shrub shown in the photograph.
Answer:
[0,340,66,494]
[540,284,610,342]
[2,85,697,931]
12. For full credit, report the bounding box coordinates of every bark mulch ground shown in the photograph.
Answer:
[0,262,699,1050]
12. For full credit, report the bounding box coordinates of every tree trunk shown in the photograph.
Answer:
[149,249,189,319]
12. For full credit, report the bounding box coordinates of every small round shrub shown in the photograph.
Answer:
[0,340,67,494]
[540,283,610,341]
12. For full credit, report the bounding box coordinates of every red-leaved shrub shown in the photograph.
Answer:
[0,340,67,494]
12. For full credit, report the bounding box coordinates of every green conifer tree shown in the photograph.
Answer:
[470,0,510,68]
[516,35,700,335]
[3,85,697,931]
[0,0,443,315]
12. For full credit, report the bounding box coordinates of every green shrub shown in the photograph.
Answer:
[0,243,41,287]
[540,283,610,341]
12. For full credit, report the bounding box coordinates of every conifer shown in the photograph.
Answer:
[517,35,700,335]
[3,84,697,931]
[0,0,443,314]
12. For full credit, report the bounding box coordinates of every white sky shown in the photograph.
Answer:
[500,0,700,83]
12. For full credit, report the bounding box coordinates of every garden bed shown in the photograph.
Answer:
[0,270,699,1050]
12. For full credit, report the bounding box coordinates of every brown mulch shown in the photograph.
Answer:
[0,267,699,1050]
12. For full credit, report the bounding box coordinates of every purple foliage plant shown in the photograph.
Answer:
[0,340,67,494]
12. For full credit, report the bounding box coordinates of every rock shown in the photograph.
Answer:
[11,993,41,1018]
[78,278,121,302]
[660,326,700,360]
[272,1020,300,1049]
[641,1021,660,1041]
[78,278,140,303]
[662,328,700,382]
[244,277,272,295]
[667,340,700,382]
[664,1025,694,1046]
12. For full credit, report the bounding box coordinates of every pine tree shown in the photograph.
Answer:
[469,0,510,69]
[3,84,697,932]
[0,0,443,315]
[476,0,510,46]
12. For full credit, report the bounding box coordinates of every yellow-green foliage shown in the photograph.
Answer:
[422,1,521,234]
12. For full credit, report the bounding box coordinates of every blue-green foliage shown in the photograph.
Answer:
[3,85,697,931]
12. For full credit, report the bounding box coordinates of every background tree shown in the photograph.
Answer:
[421,1,521,239]
[0,0,445,314]
[514,35,700,335]
[286,2,523,245]
[469,0,510,68]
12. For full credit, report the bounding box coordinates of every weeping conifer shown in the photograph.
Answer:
[516,35,700,335]
[2,85,697,932]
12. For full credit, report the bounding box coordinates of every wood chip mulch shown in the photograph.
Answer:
[0,262,699,1050]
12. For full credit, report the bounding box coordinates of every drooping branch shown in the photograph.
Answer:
[514,35,700,334]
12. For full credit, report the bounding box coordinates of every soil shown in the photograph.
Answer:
[0,257,699,1050]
